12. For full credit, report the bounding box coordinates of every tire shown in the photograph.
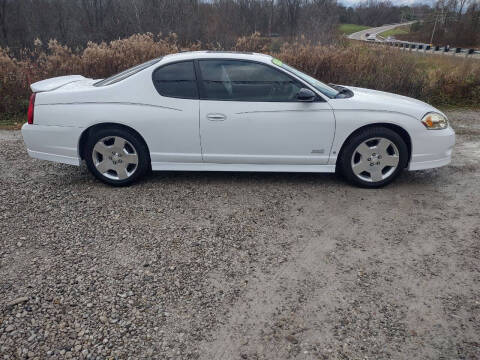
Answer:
[338,126,408,188]
[85,127,150,187]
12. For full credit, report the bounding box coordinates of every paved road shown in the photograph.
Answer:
[348,22,416,42]
[348,21,480,59]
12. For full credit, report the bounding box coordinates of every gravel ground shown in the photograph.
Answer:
[1,110,479,360]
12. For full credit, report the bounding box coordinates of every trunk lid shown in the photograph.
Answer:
[30,75,88,92]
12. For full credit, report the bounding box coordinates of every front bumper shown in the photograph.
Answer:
[22,123,83,166]
[408,126,455,171]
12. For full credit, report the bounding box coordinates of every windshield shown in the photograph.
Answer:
[94,58,162,86]
[272,59,339,98]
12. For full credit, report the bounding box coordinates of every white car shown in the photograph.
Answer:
[22,51,455,188]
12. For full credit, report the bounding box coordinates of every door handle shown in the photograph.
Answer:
[207,113,226,121]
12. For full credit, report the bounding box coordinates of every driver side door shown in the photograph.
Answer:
[197,59,335,165]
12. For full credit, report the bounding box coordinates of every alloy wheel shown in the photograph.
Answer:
[350,137,400,183]
[92,136,139,180]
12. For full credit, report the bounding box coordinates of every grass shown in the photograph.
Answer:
[0,115,25,130]
[438,104,480,112]
[380,25,410,39]
[339,24,370,35]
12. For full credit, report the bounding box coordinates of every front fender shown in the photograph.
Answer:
[328,109,421,165]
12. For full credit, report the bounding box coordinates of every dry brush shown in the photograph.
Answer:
[1,33,479,121]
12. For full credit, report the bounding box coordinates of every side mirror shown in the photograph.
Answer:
[296,88,316,102]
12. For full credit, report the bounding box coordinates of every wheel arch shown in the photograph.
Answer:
[337,123,412,167]
[78,122,151,162]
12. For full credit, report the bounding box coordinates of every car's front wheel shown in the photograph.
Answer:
[85,127,150,186]
[339,127,408,188]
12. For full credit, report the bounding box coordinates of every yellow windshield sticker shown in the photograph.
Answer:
[272,58,283,66]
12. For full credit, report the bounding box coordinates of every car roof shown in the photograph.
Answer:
[159,51,273,64]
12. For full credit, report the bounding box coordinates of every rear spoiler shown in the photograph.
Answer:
[30,75,87,92]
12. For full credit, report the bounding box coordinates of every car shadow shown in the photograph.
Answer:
[75,162,454,190]
[144,168,449,188]
[146,170,341,186]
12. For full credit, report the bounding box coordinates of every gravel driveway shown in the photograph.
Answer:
[1,110,479,360]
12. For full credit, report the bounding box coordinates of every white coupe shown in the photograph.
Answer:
[22,51,455,187]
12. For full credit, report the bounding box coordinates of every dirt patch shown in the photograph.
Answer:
[0,110,479,359]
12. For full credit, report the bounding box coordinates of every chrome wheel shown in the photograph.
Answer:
[92,136,139,180]
[351,137,400,183]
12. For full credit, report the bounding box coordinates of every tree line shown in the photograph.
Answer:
[0,0,415,51]
[1,0,478,52]
[338,0,428,27]
[403,0,480,47]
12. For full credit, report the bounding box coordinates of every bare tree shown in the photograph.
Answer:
[0,0,8,42]
[281,0,303,36]
[80,0,113,40]
[8,0,476,51]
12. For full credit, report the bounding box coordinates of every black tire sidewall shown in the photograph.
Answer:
[340,127,408,188]
[85,127,149,186]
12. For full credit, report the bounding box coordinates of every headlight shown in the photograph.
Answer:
[421,112,448,130]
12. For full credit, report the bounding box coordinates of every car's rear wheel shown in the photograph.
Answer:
[339,127,408,188]
[85,127,149,186]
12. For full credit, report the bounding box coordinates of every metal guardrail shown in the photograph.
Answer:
[383,40,480,57]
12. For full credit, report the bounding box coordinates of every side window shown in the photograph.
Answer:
[152,61,198,99]
[198,60,303,102]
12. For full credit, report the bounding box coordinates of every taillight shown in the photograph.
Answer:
[27,93,36,124]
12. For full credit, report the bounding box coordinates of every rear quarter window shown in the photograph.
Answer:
[152,61,198,99]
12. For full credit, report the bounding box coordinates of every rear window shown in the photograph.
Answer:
[94,58,162,87]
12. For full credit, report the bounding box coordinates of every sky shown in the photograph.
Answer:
[339,0,435,6]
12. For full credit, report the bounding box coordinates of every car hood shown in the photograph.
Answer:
[330,86,443,120]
